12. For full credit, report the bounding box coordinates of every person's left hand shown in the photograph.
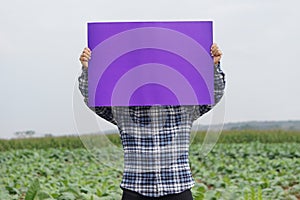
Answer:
[211,43,222,65]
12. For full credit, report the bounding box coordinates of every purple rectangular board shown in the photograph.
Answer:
[87,21,214,107]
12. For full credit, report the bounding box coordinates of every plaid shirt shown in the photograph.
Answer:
[78,63,225,197]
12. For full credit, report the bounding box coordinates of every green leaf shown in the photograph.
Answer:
[58,192,76,200]
[25,178,40,200]
[244,190,249,200]
[250,187,255,200]
[257,187,263,200]
[37,191,53,200]
[96,188,102,197]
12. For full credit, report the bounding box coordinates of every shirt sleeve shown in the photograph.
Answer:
[190,62,226,121]
[78,66,117,125]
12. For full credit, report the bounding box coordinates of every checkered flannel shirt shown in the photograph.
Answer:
[78,62,225,197]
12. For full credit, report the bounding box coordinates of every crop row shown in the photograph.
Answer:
[1,130,300,151]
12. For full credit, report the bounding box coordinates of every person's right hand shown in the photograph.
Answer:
[79,47,92,69]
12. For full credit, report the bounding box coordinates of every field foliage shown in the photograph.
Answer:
[1,130,300,200]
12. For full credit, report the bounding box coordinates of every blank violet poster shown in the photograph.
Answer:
[88,21,214,107]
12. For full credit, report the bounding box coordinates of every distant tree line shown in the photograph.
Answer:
[15,130,35,138]
[14,130,53,138]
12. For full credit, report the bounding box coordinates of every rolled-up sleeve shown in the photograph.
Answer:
[190,62,226,121]
[78,66,117,125]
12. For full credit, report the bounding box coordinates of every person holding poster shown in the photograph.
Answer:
[78,43,225,200]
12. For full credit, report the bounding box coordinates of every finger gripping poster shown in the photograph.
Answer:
[88,21,214,107]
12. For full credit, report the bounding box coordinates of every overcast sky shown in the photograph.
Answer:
[1,0,299,139]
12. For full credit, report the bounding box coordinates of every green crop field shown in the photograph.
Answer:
[1,130,300,200]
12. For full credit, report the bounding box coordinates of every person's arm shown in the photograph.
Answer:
[78,48,117,125]
[190,43,226,121]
